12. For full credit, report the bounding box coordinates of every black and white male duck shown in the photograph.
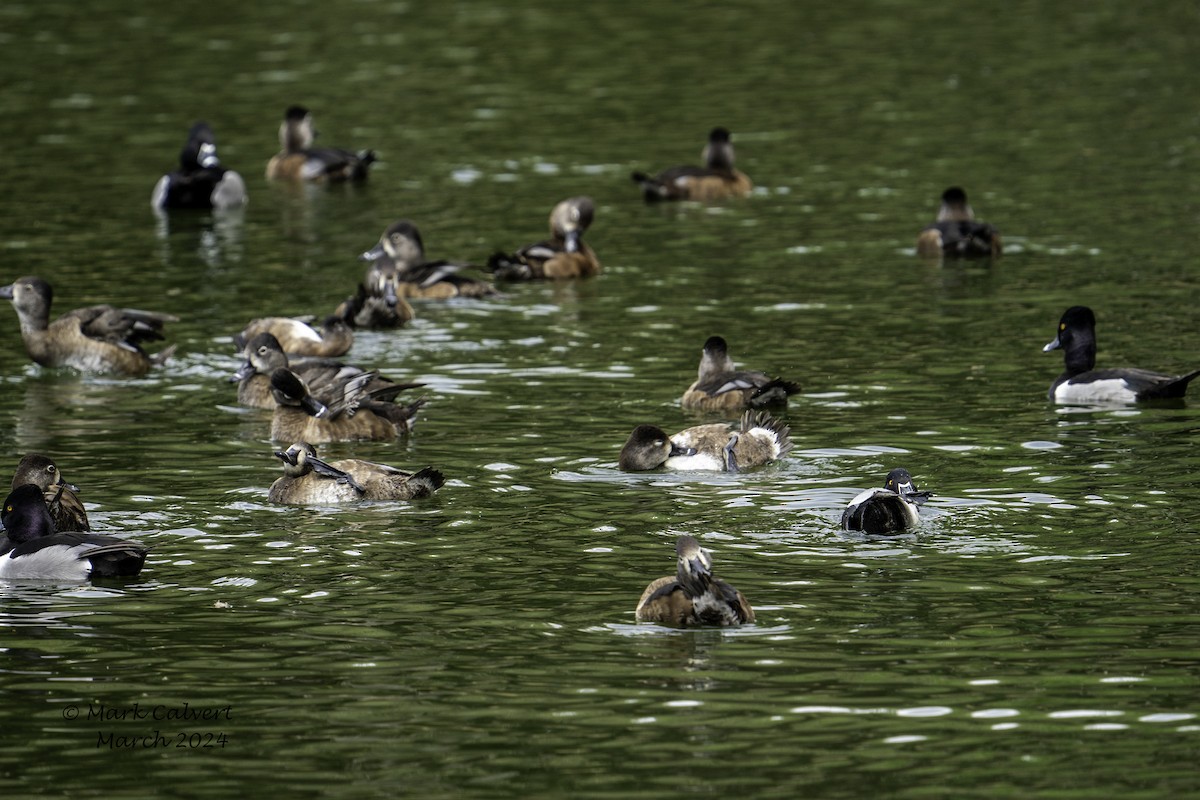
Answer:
[0,276,176,375]
[0,485,146,580]
[841,468,931,535]
[631,127,753,202]
[265,106,375,182]
[151,122,247,211]
[487,196,600,280]
[269,368,426,443]
[915,187,1002,258]
[11,454,90,532]
[619,410,792,472]
[359,220,497,300]
[1043,305,1200,403]
[635,535,755,627]
[268,442,445,504]
[681,335,801,413]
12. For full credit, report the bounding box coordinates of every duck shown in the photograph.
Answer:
[269,368,426,443]
[233,312,353,358]
[841,468,931,535]
[268,441,445,504]
[10,454,90,532]
[1043,305,1200,403]
[265,105,375,182]
[619,410,792,472]
[0,485,146,580]
[486,196,600,280]
[681,335,802,412]
[631,127,753,202]
[359,220,498,299]
[151,121,247,211]
[232,332,423,410]
[337,265,416,329]
[635,535,754,627]
[915,187,1002,258]
[0,276,176,375]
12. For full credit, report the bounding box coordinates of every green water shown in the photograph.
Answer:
[1,1,1199,797]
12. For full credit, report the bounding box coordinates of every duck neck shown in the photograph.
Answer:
[1062,340,1096,376]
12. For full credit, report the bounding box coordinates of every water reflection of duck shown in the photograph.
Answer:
[151,122,247,211]
[681,335,801,413]
[841,468,931,535]
[631,127,753,202]
[915,187,1002,258]
[10,454,90,532]
[635,535,755,627]
[268,442,444,504]
[266,106,375,182]
[619,410,792,472]
[487,197,600,280]
[360,220,497,300]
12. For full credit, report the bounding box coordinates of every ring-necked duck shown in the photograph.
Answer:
[0,276,176,375]
[619,410,792,472]
[681,335,801,412]
[336,264,416,329]
[151,122,247,211]
[486,197,600,280]
[0,485,146,580]
[270,368,426,443]
[268,442,445,504]
[232,332,423,410]
[234,312,354,359]
[915,187,1002,258]
[841,468,931,535]
[635,534,754,627]
[266,106,376,182]
[1043,305,1200,403]
[10,454,90,532]
[359,220,497,299]
[631,127,753,202]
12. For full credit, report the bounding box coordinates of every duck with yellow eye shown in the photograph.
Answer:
[841,468,932,535]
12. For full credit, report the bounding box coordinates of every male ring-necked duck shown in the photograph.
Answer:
[360,220,498,300]
[233,332,423,410]
[268,442,445,504]
[1043,305,1200,403]
[234,311,354,359]
[10,454,90,532]
[270,368,426,443]
[151,122,247,211]
[631,127,753,202]
[486,197,600,280]
[681,335,801,413]
[619,410,792,472]
[841,468,931,535]
[0,485,146,580]
[265,106,376,182]
[915,187,1002,258]
[0,276,176,375]
[635,535,754,627]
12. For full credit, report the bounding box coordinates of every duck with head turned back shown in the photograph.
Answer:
[269,368,426,443]
[0,485,147,580]
[487,196,600,280]
[268,442,445,504]
[841,468,931,535]
[11,454,90,532]
[635,535,755,627]
[632,127,753,202]
[266,106,376,182]
[234,309,354,359]
[681,335,801,412]
[151,121,247,211]
[1043,305,1200,403]
[619,410,792,473]
[336,263,416,329]
[916,187,1002,258]
[0,276,176,375]
[359,220,498,300]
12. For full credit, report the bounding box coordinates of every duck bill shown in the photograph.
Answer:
[686,556,711,580]
[301,396,329,418]
[360,243,386,262]
[0,284,13,300]
[669,441,697,457]
[273,449,298,466]
[1043,336,1062,352]
[307,455,366,493]
[384,281,399,308]
[231,361,256,382]
[564,230,582,254]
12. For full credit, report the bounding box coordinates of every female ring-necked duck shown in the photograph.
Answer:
[0,485,146,580]
[232,332,423,410]
[270,368,426,443]
[486,197,600,280]
[631,127,753,203]
[151,122,247,211]
[619,410,792,472]
[266,106,376,182]
[336,264,416,329]
[234,311,354,359]
[915,187,1002,258]
[0,276,176,375]
[841,468,931,535]
[10,454,90,532]
[681,335,801,413]
[268,442,445,504]
[635,535,754,627]
[359,220,498,300]
[1043,305,1200,403]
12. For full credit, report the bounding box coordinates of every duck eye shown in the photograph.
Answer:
[47,465,56,473]
[1060,323,1066,331]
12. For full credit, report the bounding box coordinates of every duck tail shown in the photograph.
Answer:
[84,541,148,578]
[150,344,178,366]
[749,378,802,408]
[630,171,668,201]
[408,467,446,497]
[740,409,793,459]
[1149,369,1200,399]
[365,396,427,434]
[486,251,532,281]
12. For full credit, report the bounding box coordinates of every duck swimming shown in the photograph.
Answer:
[10,454,90,532]
[915,187,1002,258]
[234,312,354,359]
[681,335,801,412]
[635,534,755,627]
[266,105,375,182]
[619,410,792,472]
[151,121,247,211]
[268,442,445,504]
[359,220,497,300]
[486,197,600,280]
[631,127,753,202]
[841,468,931,535]
[269,368,426,443]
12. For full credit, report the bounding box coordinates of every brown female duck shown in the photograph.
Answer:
[10,454,90,532]
[619,410,792,472]
[265,106,375,182]
[360,220,497,299]
[915,187,1002,258]
[635,535,754,627]
[486,196,600,280]
[233,312,354,358]
[269,368,426,443]
[681,336,801,412]
[631,127,753,202]
[268,441,445,504]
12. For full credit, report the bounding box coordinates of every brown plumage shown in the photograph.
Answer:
[619,411,792,473]
[10,454,90,532]
[265,106,375,182]
[269,368,426,443]
[268,442,445,504]
[915,187,1002,258]
[337,265,416,329]
[359,220,498,300]
[681,336,801,412]
[631,128,753,202]
[233,313,353,358]
[635,535,754,627]
[486,197,600,280]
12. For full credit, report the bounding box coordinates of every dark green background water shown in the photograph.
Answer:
[1,2,1198,797]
